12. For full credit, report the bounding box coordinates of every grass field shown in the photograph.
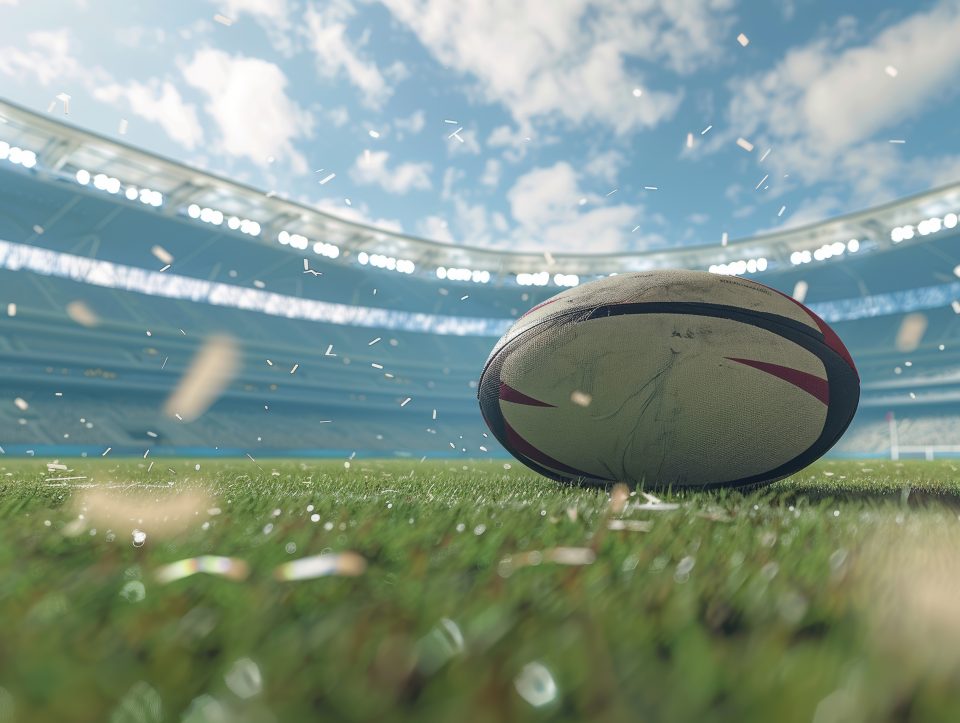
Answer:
[2,458,960,723]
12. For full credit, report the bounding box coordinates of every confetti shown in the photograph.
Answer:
[118,118,128,134]
[701,125,713,135]
[448,127,465,143]
[368,129,380,139]
[443,119,459,124]
[6,303,15,317]
[318,173,336,185]
[755,174,769,190]
[686,132,694,148]
[460,295,469,300]
[400,397,411,407]
[607,520,652,532]
[721,232,728,246]
[159,264,170,273]
[151,245,174,265]
[778,205,786,217]
[737,32,750,47]
[889,139,905,144]
[55,92,71,114]
[371,363,383,370]
[632,87,643,97]
[759,148,771,162]
[368,337,381,346]
[792,280,808,303]
[13,397,28,411]
[570,390,592,407]
[274,552,367,581]
[163,335,239,422]
[736,137,755,152]
[290,363,299,374]
[102,447,111,456]
[644,186,658,191]
[885,65,898,77]
[606,188,618,196]
[214,13,233,26]
[325,344,336,356]
[155,556,249,583]
[895,313,927,352]
[952,300,960,314]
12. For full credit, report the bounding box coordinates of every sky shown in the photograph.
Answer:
[1,0,959,255]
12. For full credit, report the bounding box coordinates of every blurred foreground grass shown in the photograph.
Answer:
[2,457,960,722]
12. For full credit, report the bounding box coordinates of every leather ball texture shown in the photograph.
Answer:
[478,270,860,489]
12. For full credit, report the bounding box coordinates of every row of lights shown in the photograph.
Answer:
[75,169,163,207]
[0,142,37,169]
[709,257,768,275]
[891,214,957,243]
[277,231,340,258]
[790,239,859,265]
[437,267,491,283]
[187,204,261,236]
[516,271,551,286]
[357,251,415,274]
[553,273,580,287]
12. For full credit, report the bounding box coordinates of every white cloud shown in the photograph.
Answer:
[394,109,425,136]
[504,161,652,252]
[480,159,501,188]
[417,215,454,243]
[350,150,432,194]
[314,197,403,234]
[326,106,350,127]
[0,29,84,86]
[723,2,960,209]
[181,48,312,172]
[487,124,535,162]
[94,80,204,149]
[303,2,392,109]
[380,0,734,133]
[0,0,19,6]
[583,150,626,184]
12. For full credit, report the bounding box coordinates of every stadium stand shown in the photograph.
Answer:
[1,98,959,459]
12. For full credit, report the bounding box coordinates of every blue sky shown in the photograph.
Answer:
[1,0,959,254]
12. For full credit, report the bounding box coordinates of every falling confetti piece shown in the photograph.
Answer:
[607,520,652,532]
[274,552,367,581]
[400,397,411,407]
[778,205,786,217]
[793,280,809,303]
[755,174,769,190]
[896,313,928,352]
[163,335,239,422]
[701,125,713,135]
[885,65,898,77]
[318,173,336,185]
[6,303,15,317]
[368,337,381,346]
[55,92,71,114]
[686,132,693,148]
[13,397,28,411]
[721,232,729,246]
[155,556,250,583]
[632,87,643,97]
[759,148,771,162]
[214,13,233,25]
[737,32,750,46]
[570,390,592,407]
[736,137,755,152]
[151,245,173,265]
[889,139,905,144]
[368,129,380,138]
[290,363,299,374]
[118,118,128,134]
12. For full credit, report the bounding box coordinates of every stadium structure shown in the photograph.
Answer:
[0,98,958,461]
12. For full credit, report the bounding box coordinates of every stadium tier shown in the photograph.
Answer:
[1,99,959,458]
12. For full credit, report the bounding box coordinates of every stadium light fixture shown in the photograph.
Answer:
[847,239,860,252]
[75,169,90,185]
[944,213,958,229]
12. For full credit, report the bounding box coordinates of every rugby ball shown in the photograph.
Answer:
[478,270,859,489]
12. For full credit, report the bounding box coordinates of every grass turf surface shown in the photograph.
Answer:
[2,458,960,723]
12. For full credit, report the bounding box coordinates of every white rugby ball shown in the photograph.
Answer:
[478,270,859,489]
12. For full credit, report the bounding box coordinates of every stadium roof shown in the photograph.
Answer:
[2,97,959,282]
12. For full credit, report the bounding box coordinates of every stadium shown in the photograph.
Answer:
[3,3,960,719]
[1,99,958,462]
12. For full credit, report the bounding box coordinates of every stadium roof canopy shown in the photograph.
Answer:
[2,97,959,285]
